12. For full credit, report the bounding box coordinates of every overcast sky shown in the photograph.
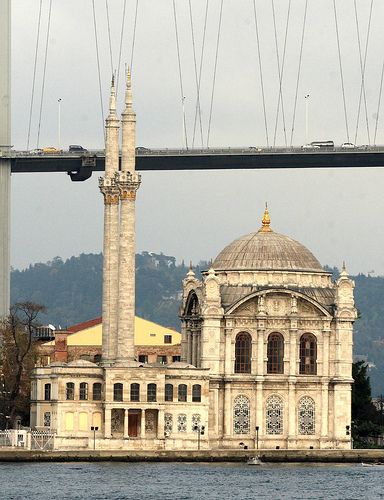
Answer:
[10,0,384,275]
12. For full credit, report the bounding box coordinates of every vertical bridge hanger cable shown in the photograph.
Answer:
[271,0,290,148]
[116,0,127,97]
[353,0,374,146]
[105,0,114,76]
[289,0,308,147]
[253,0,269,148]
[206,0,224,149]
[36,0,53,149]
[92,0,105,143]
[333,0,350,143]
[373,52,384,146]
[26,0,43,151]
[172,0,189,149]
[130,0,139,72]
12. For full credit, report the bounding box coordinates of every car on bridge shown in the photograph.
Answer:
[69,145,88,153]
[341,142,356,149]
[42,146,62,154]
[301,144,320,150]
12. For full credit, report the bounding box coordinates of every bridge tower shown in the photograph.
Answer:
[0,0,11,318]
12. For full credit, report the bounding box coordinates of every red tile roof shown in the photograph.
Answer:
[67,317,102,333]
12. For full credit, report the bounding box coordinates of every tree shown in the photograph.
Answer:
[0,302,46,428]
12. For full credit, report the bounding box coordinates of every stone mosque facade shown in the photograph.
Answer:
[30,75,356,451]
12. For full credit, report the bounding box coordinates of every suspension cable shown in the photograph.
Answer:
[373,56,384,145]
[172,0,188,149]
[36,0,53,149]
[354,0,373,145]
[333,0,350,142]
[116,0,127,95]
[193,0,208,149]
[189,0,205,148]
[130,0,139,71]
[253,0,269,148]
[289,0,308,147]
[206,0,224,148]
[105,0,114,76]
[272,0,290,147]
[92,0,105,142]
[26,0,43,150]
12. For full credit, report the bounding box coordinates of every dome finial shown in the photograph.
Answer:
[259,202,272,232]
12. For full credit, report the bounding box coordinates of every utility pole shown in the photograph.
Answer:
[304,94,310,145]
[0,0,11,318]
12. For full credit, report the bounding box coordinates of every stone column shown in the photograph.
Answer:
[186,330,191,364]
[322,329,330,377]
[288,381,296,440]
[157,410,164,439]
[223,382,232,437]
[124,409,129,438]
[116,172,141,361]
[104,408,111,438]
[255,380,263,436]
[140,410,146,438]
[224,329,232,375]
[321,383,329,440]
[192,330,197,367]
[196,332,201,368]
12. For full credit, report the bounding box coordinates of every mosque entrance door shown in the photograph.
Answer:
[128,411,140,437]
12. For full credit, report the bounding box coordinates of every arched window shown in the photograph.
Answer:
[299,334,317,375]
[113,383,123,401]
[266,395,283,434]
[234,332,252,373]
[178,384,187,402]
[92,383,102,401]
[147,383,157,402]
[44,383,51,401]
[165,384,173,402]
[298,396,315,434]
[130,383,140,402]
[66,382,75,400]
[79,382,88,400]
[233,395,250,434]
[192,384,201,402]
[267,333,284,374]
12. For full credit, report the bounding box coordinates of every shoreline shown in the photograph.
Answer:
[0,448,383,463]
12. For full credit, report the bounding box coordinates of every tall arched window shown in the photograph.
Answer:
[192,384,201,402]
[113,383,123,401]
[267,333,284,374]
[44,383,51,401]
[178,384,187,402]
[165,384,173,402]
[147,383,157,402]
[79,382,88,400]
[266,395,283,434]
[299,334,317,374]
[92,383,102,401]
[130,383,140,402]
[66,382,75,400]
[234,332,252,373]
[233,395,250,434]
[298,396,315,434]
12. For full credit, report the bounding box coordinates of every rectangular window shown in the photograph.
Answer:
[178,384,187,402]
[147,383,157,402]
[66,382,75,400]
[138,355,148,363]
[130,383,140,402]
[172,356,181,362]
[93,383,102,401]
[164,335,172,344]
[44,383,51,401]
[192,384,201,403]
[165,384,174,402]
[157,355,167,365]
[79,382,88,401]
[114,383,123,401]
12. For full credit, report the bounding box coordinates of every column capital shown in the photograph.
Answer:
[115,171,141,200]
[99,176,119,205]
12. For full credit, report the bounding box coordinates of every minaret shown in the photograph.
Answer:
[116,69,141,362]
[99,77,120,363]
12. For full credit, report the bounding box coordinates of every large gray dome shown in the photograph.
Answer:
[212,229,323,273]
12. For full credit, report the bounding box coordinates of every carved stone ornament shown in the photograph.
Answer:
[115,171,141,200]
[99,176,120,205]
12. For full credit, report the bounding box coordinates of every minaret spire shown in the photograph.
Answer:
[108,75,117,118]
[258,202,272,232]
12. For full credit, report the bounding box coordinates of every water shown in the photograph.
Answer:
[0,462,382,499]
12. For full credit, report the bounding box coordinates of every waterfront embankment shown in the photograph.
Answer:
[0,448,383,462]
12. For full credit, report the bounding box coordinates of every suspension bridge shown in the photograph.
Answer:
[1,0,384,315]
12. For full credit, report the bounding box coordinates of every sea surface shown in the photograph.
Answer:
[0,461,382,499]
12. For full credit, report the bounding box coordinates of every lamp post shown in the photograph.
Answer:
[304,94,310,144]
[90,426,98,450]
[57,98,62,150]
[255,426,259,450]
[193,424,205,450]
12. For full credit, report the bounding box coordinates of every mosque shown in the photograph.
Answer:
[30,73,357,450]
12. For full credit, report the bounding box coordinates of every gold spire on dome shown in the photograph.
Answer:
[259,203,272,232]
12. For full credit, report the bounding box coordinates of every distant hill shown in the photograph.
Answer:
[10,254,384,395]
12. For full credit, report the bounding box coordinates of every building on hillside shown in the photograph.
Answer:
[37,316,181,366]
[30,73,356,451]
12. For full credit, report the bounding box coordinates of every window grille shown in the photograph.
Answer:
[234,333,252,373]
[298,396,315,434]
[43,412,51,427]
[66,382,75,400]
[266,395,283,434]
[113,383,123,402]
[130,383,140,402]
[267,333,284,374]
[164,413,173,434]
[79,382,88,401]
[177,414,187,432]
[299,334,317,375]
[164,335,172,344]
[92,383,102,401]
[147,383,157,402]
[233,395,250,434]
[44,383,51,401]
[165,384,173,402]
[138,355,148,363]
[192,414,201,431]
[157,355,167,365]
